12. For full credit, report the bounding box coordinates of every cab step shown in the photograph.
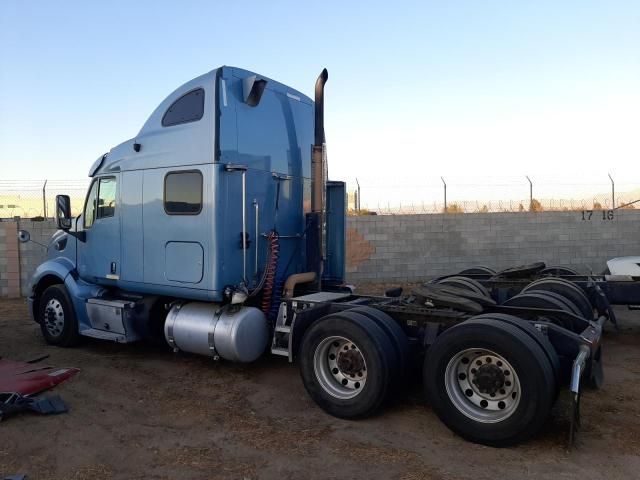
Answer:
[80,328,129,343]
[271,347,289,357]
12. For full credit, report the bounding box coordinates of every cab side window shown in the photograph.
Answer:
[97,177,116,218]
[83,177,117,228]
[162,88,205,127]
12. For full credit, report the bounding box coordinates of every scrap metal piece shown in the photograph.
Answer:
[0,358,79,396]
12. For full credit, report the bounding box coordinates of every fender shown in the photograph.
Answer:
[64,273,107,332]
[30,256,76,288]
[27,257,76,322]
[28,257,105,331]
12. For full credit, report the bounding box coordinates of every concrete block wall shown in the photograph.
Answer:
[0,222,21,297]
[17,220,58,295]
[346,210,640,283]
[0,219,57,297]
[1,211,638,296]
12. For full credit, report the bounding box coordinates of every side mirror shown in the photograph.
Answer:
[56,195,72,230]
[17,230,31,243]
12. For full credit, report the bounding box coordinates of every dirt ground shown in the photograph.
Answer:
[1,289,640,480]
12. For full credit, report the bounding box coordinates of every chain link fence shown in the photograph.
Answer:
[347,175,639,215]
[1,176,638,219]
[0,180,88,219]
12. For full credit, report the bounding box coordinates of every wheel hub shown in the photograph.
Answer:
[473,364,505,395]
[337,348,365,376]
[313,336,368,399]
[445,348,521,423]
[43,299,65,337]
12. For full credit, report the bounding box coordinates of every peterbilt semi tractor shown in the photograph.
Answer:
[22,67,611,447]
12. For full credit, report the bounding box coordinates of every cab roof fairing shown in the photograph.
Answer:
[88,66,313,177]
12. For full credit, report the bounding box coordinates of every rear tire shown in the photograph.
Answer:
[299,311,396,419]
[466,314,561,393]
[38,284,80,347]
[496,262,546,278]
[522,277,593,320]
[459,266,496,276]
[539,266,580,276]
[502,290,582,329]
[348,306,410,388]
[424,320,555,446]
[437,276,492,299]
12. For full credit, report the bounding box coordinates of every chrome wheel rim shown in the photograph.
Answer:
[445,348,521,423]
[313,336,367,399]
[44,298,65,337]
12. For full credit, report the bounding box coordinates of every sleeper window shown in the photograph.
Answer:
[164,171,203,215]
[162,88,205,127]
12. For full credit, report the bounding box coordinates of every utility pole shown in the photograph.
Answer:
[526,176,533,211]
[355,177,361,211]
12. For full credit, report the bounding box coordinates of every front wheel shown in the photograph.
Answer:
[38,284,80,347]
[424,320,555,446]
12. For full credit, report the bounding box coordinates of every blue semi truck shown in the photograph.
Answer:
[21,67,612,447]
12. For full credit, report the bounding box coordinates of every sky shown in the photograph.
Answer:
[1,1,639,205]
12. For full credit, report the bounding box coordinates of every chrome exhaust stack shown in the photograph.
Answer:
[310,69,328,288]
[312,68,328,214]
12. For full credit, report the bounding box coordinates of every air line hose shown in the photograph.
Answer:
[260,231,280,315]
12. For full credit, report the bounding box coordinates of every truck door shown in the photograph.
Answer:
[77,175,121,285]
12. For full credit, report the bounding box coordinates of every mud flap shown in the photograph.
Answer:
[568,345,590,448]
[587,346,604,389]
[569,390,581,446]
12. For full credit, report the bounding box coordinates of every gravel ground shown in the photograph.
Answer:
[1,291,639,480]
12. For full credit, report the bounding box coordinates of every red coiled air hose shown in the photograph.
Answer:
[260,231,279,315]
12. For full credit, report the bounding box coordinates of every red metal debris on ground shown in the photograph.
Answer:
[0,358,79,396]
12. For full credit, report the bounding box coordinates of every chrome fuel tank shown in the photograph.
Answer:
[164,302,268,362]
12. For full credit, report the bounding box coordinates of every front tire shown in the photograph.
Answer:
[38,284,80,347]
[424,320,555,447]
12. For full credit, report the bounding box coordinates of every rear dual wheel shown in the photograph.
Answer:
[424,317,556,446]
[299,309,408,418]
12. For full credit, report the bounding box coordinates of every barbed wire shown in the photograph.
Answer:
[0,177,638,218]
[0,180,88,219]
[346,174,639,215]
